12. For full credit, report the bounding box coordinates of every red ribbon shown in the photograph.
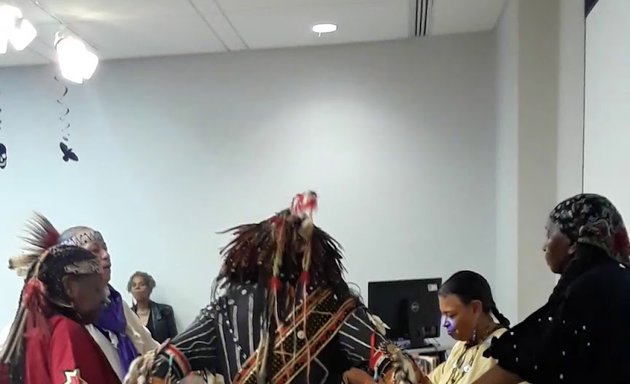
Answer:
[270,276,282,293]
[299,271,310,285]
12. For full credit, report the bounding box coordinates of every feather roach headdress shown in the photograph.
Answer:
[217,191,346,290]
[217,191,350,384]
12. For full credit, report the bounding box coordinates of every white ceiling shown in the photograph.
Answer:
[0,0,506,67]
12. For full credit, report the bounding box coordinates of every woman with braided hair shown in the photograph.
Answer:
[427,271,515,384]
[0,213,120,384]
[125,191,427,384]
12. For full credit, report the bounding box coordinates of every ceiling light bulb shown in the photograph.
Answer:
[312,23,337,34]
[0,35,8,54]
[0,5,23,19]
[0,4,22,54]
[55,35,99,84]
[80,50,98,80]
[10,18,36,51]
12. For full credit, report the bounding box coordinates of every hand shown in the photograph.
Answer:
[180,374,208,384]
[381,363,431,384]
[343,368,376,384]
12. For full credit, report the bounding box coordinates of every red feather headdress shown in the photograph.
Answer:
[1,213,60,370]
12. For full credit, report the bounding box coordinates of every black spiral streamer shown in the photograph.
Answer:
[54,76,70,142]
[54,76,78,162]
[0,89,6,170]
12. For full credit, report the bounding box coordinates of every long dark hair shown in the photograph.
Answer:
[439,270,510,327]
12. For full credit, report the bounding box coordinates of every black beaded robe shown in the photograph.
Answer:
[485,253,630,383]
[145,194,405,384]
[152,282,391,384]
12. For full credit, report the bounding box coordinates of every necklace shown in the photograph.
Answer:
[443,323,500,384]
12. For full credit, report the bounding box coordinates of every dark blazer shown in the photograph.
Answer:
[133,301,177,343]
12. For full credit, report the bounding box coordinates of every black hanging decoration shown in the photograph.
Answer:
[59,142,78,162]
[55,76,78,162]
[0,90,6,170]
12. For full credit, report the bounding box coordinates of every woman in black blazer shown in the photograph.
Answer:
[128,271,177,343]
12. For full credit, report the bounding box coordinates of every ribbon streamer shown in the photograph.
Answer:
[54,76,78,162]
[0,89,6,170]
[54,76,70,142]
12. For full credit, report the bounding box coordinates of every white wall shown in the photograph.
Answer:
[556,0,585,201]
[584,0,630,214]
[0,34,497,331]
[494,0,519,324]
[493,0,583,322]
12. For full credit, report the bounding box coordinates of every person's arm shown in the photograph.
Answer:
[336,306,429,384]
[473,366,522,384]
[483,274,602,383]
[150,305,220,380]
[336,306,391,373]
[343,368,376,384]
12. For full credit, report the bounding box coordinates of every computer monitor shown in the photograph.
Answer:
[368,278,442,348]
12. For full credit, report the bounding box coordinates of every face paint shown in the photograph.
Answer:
[443,315,457,335]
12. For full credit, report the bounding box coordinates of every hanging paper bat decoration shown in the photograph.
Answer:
[59,142,79,162]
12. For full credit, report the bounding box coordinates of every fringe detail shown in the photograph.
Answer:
[0,277,50,368]
[218,192,350,383]
[123,350,160,384]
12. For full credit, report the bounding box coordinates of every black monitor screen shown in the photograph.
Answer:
[368,278,442,347]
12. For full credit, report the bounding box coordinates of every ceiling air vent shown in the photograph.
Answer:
[414,0,433,37]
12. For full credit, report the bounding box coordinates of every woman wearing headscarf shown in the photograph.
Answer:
[0,214,119,384]
[474,194,630,384]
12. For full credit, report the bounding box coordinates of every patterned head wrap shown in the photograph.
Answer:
[549,194,630,263]
[59,226,106,248]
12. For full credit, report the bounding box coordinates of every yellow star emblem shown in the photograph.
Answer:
[63,369,87,384]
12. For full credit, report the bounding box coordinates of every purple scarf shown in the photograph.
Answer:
[96,285,139,376]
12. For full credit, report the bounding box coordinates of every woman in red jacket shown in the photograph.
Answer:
[0,214,120,384]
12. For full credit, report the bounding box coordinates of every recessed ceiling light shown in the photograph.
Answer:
[312,23,337,34]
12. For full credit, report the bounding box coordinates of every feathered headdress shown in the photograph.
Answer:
[8,213,60,277]
[1,213,60,373]
[218,191,347,383]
